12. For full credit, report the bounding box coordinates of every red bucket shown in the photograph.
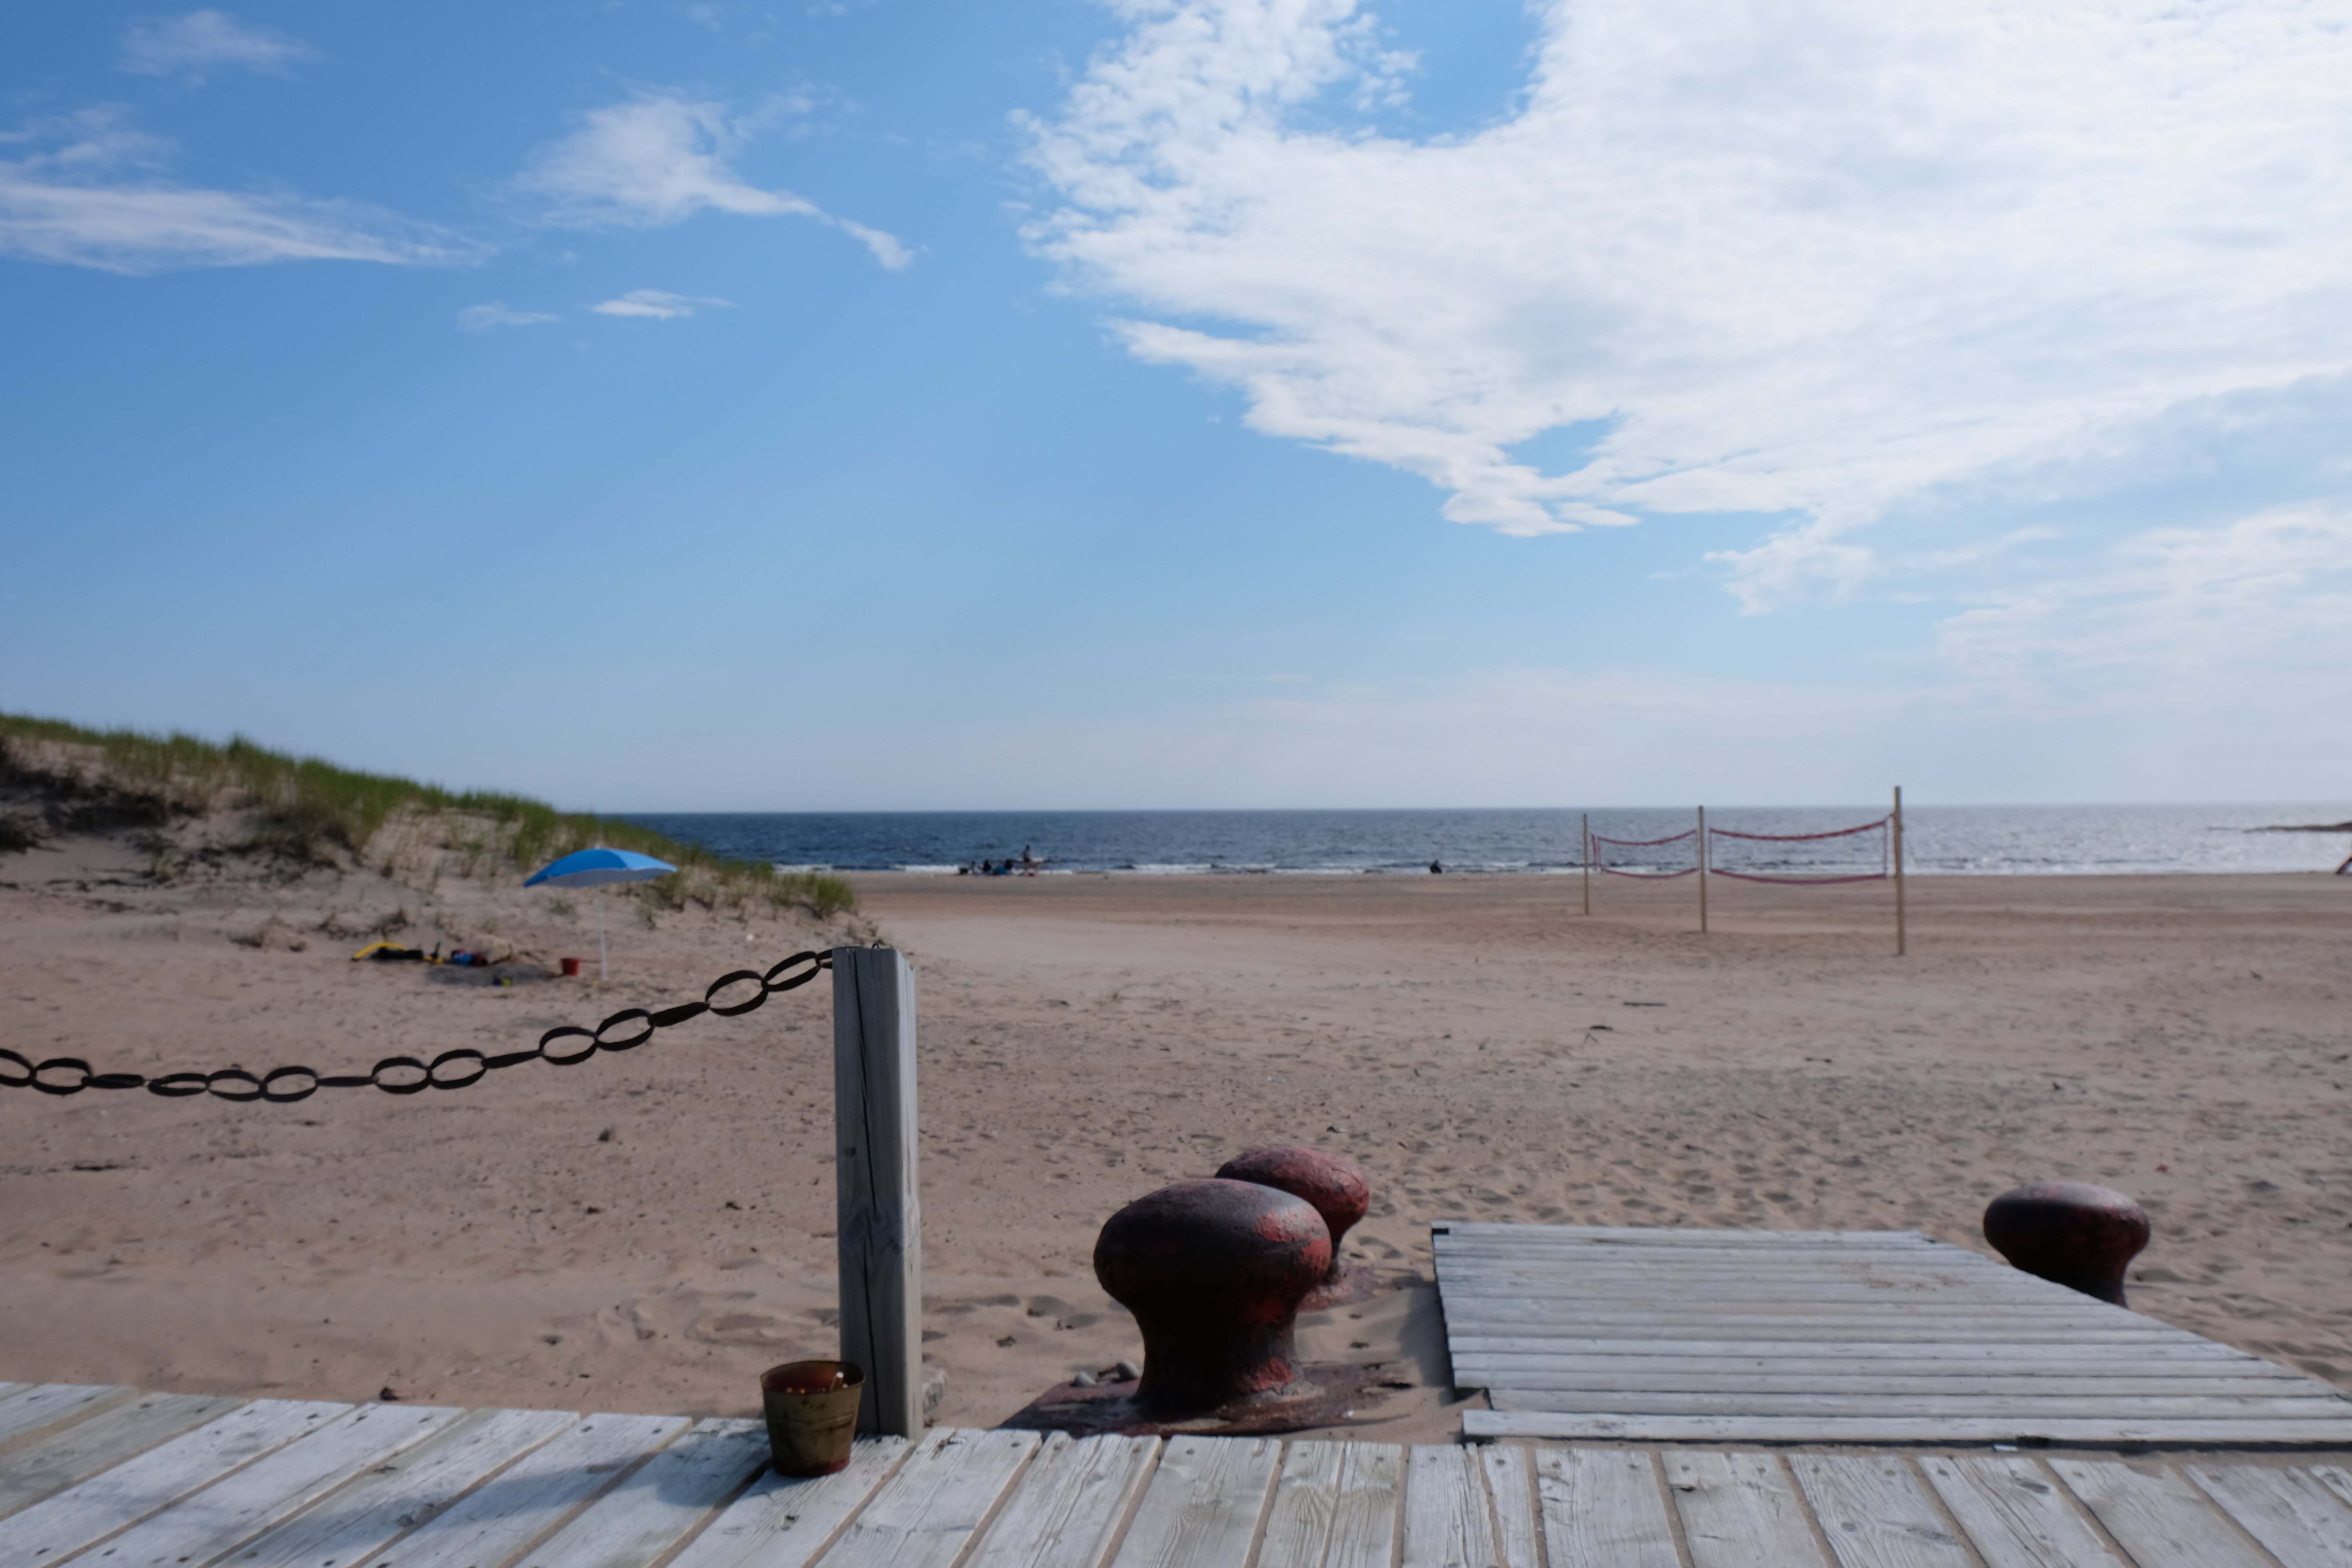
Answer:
[559,957,581,977]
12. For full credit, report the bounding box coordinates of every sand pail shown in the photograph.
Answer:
[761,1360,863,1475]
[560,957,581,977]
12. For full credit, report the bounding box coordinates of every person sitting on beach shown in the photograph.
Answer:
[1429,859,1444,874]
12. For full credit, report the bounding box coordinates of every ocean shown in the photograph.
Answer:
[621,803,2352,878]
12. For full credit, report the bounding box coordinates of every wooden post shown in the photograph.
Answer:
[1697,805,1708,934]
[832,946,923,1436]
[1581,813,1591,916]
[1893,786,1907,957]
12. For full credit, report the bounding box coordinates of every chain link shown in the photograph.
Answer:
[0,950,832,1105]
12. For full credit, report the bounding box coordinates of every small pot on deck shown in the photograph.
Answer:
[760,1359,863,1475]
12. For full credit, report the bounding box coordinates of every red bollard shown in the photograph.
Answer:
[1216,1146,1370,1307]
[1093,1179,1331,1415]
[1983,1180,2150,1307]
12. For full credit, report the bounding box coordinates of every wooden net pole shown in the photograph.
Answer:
[1894,785,1907,957]
[1697,804,1709,934]
[1581,812,1591,916]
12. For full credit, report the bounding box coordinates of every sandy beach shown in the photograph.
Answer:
[3,826,2349,1444]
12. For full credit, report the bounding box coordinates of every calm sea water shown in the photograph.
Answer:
[622,804,2352,877]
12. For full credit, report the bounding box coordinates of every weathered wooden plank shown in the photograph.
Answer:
[1449,1336,2270,1365]
[1323,1444,1405,1568]
[42,1402,465,1568]
[1478,1445,1539,1568]
[1261,1439,1336,1568]
[1443,1309,2186,1336]
[0,1399,345,1564]
[667,1434,911,1568]
[2185,1461,2352,1568]
[1466,1410,2352,1443]
[1789,1455,1972,1568]
[2312,1463,2352,1511]
[1435,1223,1932,1245]
[1454,1370,2321,1399]
[1448,1312,2155,1334]
[1489,1390,2347,1418]
[230,1406,584,1568]
[1439,1258,2080,1283]
[0,1386,137,1452]
[2048,1458,2277,1568]
[0,1394,246,1521]
[1402,1444,1500,1568]
[1917,1455,2126,1568]
[517,1417,771,1568]
[835,944,924,1439]
[1107,1434,1279,1568]
[813,1427,1041,1568]
[1535,1448,1677,1568]
[368,1411,691,1568]
[0,1383,29,1405]
[1258,1440,1344,1568]
[965,1433,1161,1568]
[1450,1343,2302,1374]
[1663,1451,1831,1568]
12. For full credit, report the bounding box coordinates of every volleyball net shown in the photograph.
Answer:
[1704,815,1893,884]
[1586,826,1701,879]
[1584,813,1894,884]
[1581,794,1909,951]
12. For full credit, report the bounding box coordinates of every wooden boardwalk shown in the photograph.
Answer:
[1435,1222,2352,1446]
[7,1381,2352,1567]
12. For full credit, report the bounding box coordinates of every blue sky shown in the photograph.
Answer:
[4,1,2350,810]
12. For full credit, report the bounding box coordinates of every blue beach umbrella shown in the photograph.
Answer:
[525,847,677,982]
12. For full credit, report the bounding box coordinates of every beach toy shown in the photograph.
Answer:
[1983,1180,2150,1307]
[560,957,581,976]
[760,1359,864,1475]
[1216,1145,1370,1308]
[1093,1179,1330,1415]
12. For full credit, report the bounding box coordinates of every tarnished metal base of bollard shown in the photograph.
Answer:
[997,1362,1399,1439]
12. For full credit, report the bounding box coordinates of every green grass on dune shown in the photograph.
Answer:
[0,711,855,920]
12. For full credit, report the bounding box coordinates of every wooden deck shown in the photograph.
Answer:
[1434,1222,2352,1446]
[7,1381,2352,1567]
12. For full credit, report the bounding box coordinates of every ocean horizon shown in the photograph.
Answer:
[623,802,2352,879]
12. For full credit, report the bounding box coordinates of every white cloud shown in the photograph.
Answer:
[1936,504,2352,700]
[589,288,732,319]
[459,302,560,330]
[0,110,471,273]
[515,94,912,269]
[1025,0,2352,602]
[119,11,316,80]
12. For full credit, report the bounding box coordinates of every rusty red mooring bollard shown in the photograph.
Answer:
[1983,1180,2150,1307]
[1093,1178,1332,1415]
[1216,1145,1368,1291]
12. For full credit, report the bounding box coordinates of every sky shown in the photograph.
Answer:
[4,0,2351,811]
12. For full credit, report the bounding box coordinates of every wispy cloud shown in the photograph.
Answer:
[119,11,316,80]
[1025,0,2352,606]
[0,109,472,273]
[459,302,560,330]
[515,93,912,269]
[589,288,731,319]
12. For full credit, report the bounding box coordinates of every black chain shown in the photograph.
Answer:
[0,950,832,1105]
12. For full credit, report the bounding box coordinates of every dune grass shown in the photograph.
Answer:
[0,711,856,919]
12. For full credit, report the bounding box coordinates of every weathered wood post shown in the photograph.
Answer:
[1893,785,1907,957]
[832,946,922,1436]
[1696,805,1709,934]
[1581,812,1591,916]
